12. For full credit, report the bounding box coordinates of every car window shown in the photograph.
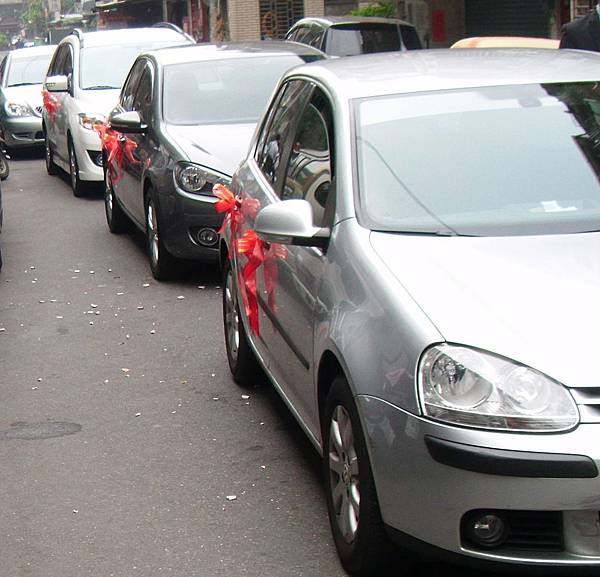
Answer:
[6,53,53,86]
[63,45,73,77]
[121,59,146,111]
[0,56,7,85]
[255,79,313,192]
[304,24,325,49]
[48,45,67,76]
[355,82,600,236]
[132,64,153,124]
[400,24,422,49]
[325,23,402,56]
[163,55,316,125]
[281,88,334,227]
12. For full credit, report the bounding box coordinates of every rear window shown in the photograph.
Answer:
[325,23,402,56]
[400,24,422,49]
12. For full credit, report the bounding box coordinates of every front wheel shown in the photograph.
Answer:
[104,166,130,233]
[44,132,58,176]
[0,151,9,181]
[68,139,85,197]
[323,375,393,577]
[222,258,260,385]
[145,193,177,280]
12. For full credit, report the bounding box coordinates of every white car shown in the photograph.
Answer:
[42,24,193,196]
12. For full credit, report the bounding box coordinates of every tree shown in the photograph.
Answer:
[350,1,396,18]
[22,0,47,38]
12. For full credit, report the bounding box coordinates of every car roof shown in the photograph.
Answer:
[9,45,57,58]
[143,41,324,66]
[290,16,416,28]
[289,48,600,99]
[66,27,190,48]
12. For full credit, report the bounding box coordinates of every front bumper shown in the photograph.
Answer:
[1,116,43,148]
[159,187,223,263]
[357,395,600,570]
[72,123,103,182]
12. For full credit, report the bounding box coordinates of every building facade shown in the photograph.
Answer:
[92,0,597,45]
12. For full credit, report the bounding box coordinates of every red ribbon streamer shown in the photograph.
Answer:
[42,89,60,121]
[94,123,138,183]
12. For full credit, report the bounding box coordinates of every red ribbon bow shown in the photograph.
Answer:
[95,123,138,183]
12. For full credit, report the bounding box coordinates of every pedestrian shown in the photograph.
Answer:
[560,2,600,51]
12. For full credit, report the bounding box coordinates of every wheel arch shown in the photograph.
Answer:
[317,350,345,434]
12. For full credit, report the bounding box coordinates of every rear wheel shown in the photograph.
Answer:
[68,138,85,197]
[222,258,260,385]
[323,375,395,577]
[44,131,58,176]
[145,192,177,280]
[104,165,129,233]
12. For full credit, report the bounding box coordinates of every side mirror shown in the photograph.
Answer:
[109,110,147,134]
[254,199,330,249]
[45,74,68,92]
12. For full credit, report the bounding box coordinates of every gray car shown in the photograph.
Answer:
[105,41,323,280]
[285,16,422,57]
[0,45,55,150]
[221,48,600,575]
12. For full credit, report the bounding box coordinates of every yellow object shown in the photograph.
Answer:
[451,36,559,49]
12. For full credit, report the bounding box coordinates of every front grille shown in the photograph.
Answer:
[570,387,600,423]
[462,510,563,553]
[34,105,43,117]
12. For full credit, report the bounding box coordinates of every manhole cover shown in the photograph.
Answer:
[0,422,82,440]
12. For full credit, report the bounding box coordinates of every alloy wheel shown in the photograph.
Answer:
[224,267,240,364]
[328,404,360,544]
[147,201,159,266]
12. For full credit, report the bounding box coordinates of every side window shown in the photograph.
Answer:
[304,25,324,49]
[63,46,73,77]
[255,80,313,192]
[48,46,67,76]
[282,88,334,227]
[120,59,146,111]
[132,64,154,124]
[0,57,7,86]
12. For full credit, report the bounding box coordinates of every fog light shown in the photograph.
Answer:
[469,514,507,548]
[197,228,218,246]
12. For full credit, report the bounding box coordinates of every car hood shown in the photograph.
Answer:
[78,88,121,115]
[3,84,44,109]
[370,230,600,388]
[164,123,256,177]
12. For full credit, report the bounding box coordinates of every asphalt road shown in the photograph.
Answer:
[0,153,499,577]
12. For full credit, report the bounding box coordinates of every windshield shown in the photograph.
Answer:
[355,82,600,236]
[80,42,185,89]
[163,55,317,125]
[326,24,402,56]
[6,54,53,86]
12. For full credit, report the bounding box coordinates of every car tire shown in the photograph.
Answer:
[68,138,85,197]
[323,375,394,577]
[0,151,9,181]
[104,166,129,234]
[44,132,59,176]
[222,258,261,385]
[145,192,177,280]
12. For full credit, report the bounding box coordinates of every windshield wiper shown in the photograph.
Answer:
[7,82,39,87]
[84,85,118,90]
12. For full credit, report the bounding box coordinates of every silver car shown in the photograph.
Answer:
[221,48,600,575]
[0,45,55,150]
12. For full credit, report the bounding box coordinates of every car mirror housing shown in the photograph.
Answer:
[109,110,147,134]
[45,75,68,92]
[254,199,330,249]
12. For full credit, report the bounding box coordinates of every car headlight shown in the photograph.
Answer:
[78,113,106,130]
[5,102,32,117]
[174,162,229,195]
[418,344,579,432]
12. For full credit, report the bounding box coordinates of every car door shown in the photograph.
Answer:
[118,60,154,225]
[45,44,70,163]
[251,81,335,430]
[109,58,145,221]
